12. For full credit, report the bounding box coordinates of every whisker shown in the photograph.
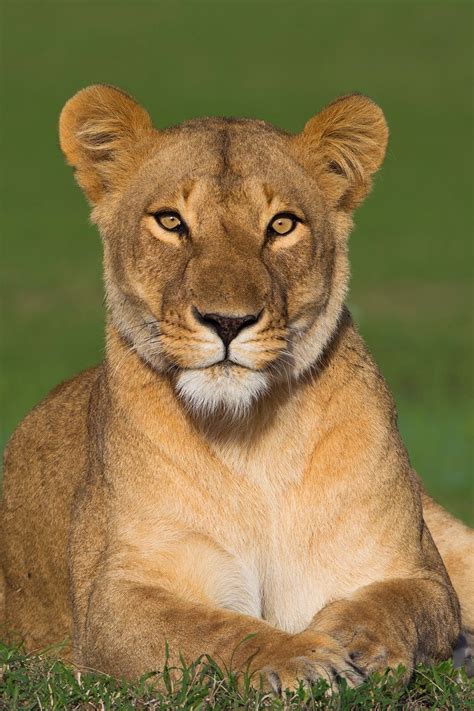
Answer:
[139,334,162,346]
[127,319,160,333]
[265,350,296,395]
[110,342,138,378]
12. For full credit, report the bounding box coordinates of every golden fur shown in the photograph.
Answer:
[1,85,472,692]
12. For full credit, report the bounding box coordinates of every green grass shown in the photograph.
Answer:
[1,642,473,710]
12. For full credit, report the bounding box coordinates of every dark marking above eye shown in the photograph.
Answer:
[262,183,275,206]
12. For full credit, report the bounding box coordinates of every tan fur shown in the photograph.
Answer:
[1,85,472,692]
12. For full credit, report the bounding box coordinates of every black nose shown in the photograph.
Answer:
[194,309,260,347]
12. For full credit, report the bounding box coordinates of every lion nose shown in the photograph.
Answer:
[194,309,260,347]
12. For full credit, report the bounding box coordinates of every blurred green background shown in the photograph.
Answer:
[1,1,472,523]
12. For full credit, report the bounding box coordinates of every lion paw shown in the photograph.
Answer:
[253,632,366,695]
[333,625,412,679]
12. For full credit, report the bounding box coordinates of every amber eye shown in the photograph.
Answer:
[154,211,184,232]
[268,213,298,237]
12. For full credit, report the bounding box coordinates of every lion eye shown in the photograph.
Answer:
[154,212,183,232]
[268,213,298,237]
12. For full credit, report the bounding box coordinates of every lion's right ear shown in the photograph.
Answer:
[59,84,153,204]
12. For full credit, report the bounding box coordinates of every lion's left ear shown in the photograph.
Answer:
[292,94,388,211]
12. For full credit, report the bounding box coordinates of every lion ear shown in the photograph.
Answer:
[59,84,153,204]
[292,94,388,211]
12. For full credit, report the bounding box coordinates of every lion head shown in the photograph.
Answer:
[59,85,388,415]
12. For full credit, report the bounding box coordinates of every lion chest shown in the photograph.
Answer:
[123,474,359,636]
[184,492,354,634]
[213,490,374,634]
[256,516,331,633]
[130,505,332,634]
[117,426,373,635]
[194,439,350,633]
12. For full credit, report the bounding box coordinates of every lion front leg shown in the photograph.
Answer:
[309,574,460,678]
[73,572,366,692]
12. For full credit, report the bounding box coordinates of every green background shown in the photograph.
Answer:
[1,0,472,523]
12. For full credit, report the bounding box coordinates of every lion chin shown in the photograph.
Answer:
[175,364,269,416]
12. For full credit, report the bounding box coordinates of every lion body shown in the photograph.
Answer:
[2,321,472,674]
[1,86,472,689]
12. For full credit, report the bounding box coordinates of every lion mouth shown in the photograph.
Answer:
[197,357,254,372]
[216,359,240,370]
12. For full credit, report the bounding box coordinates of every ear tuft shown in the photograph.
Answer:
[292,94,389,210]
[59,84,153,203]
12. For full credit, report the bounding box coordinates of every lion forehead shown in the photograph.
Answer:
[129,120,299,196]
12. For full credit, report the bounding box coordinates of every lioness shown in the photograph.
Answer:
[1,85,472,692]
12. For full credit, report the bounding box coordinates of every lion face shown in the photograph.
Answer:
[59,86,388,415]
[99,124,343,415]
